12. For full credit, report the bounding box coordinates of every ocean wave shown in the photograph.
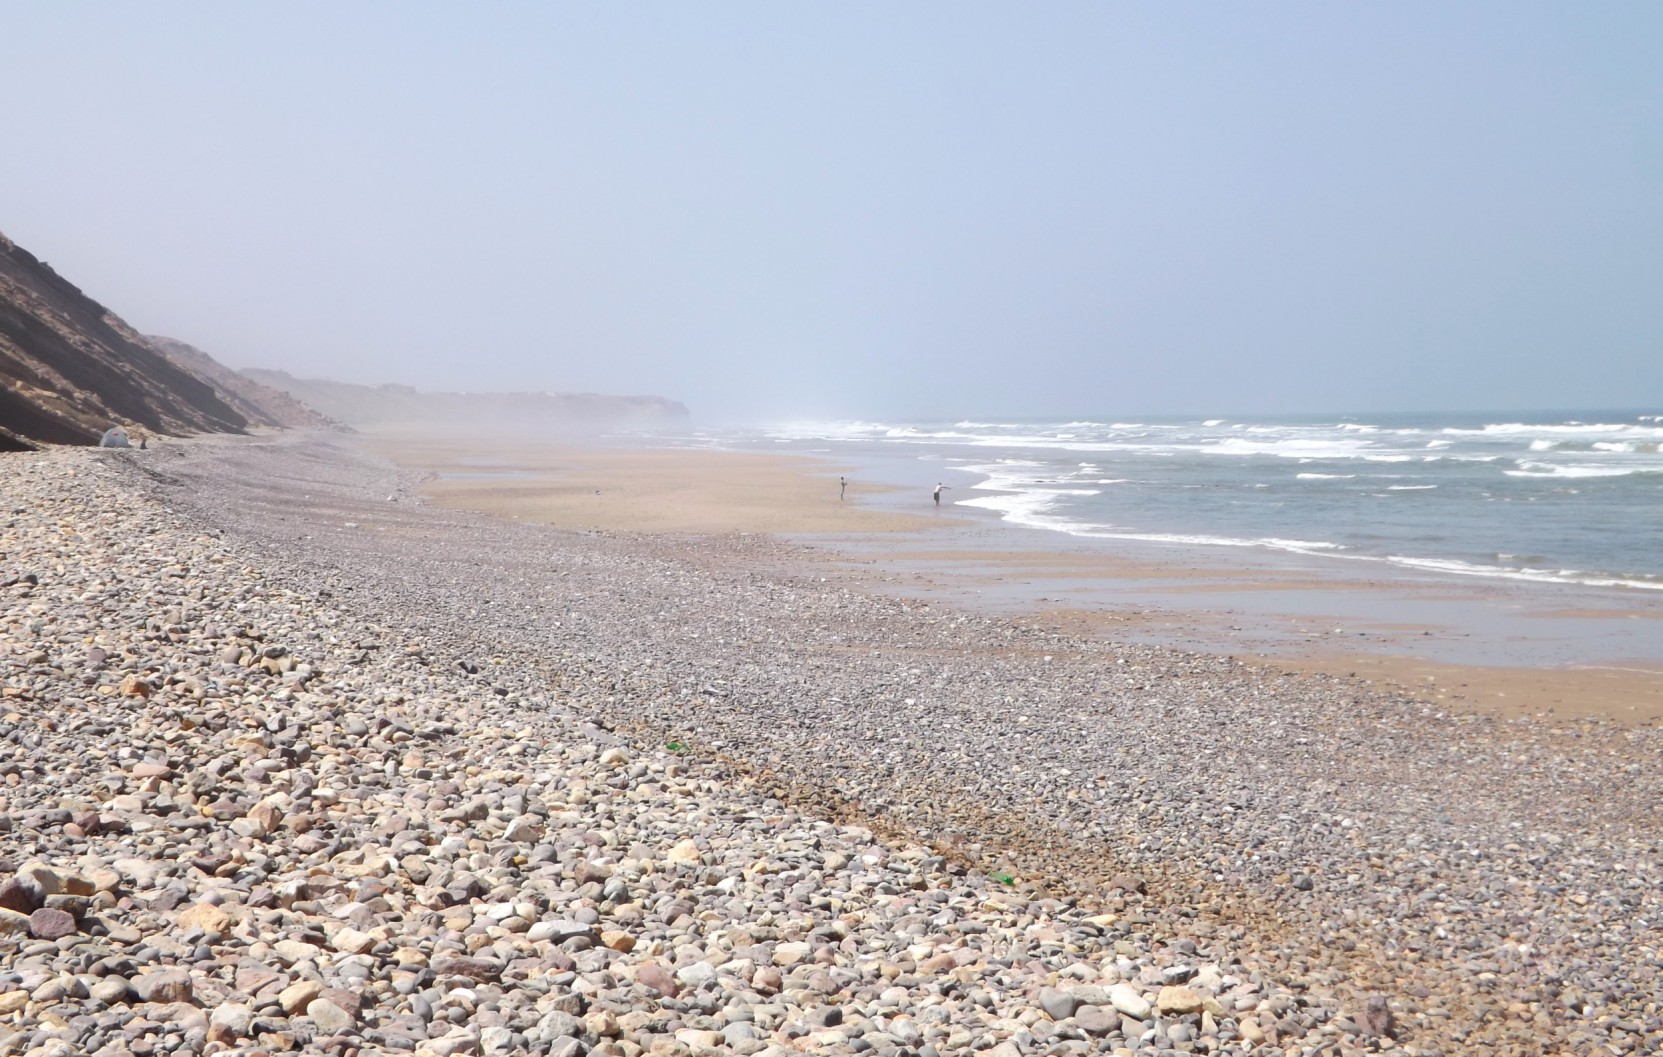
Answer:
[1505,462,1654,479]
[741,417,1661,592]
[1383,556,1663,591]
[1529,439,1659,454]
[1089,532,1345,554]
[940,453,1663,590]
[758,420,900,441]
[1442,422,1653,436]
[1199,438,1382,459]
[1592,441,1660,453]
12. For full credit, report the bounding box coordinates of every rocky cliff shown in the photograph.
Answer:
[0,230,258,450]
[0,226,689,450]
[146,336,339,432]
[241,370,691,435]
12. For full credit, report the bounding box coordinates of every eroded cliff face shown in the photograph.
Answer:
[146,336,340,432]
[0,231,253,449]
[240,370,692,435]
[0,226,690,449]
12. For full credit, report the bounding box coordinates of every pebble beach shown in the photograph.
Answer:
[3,432,1661,1057]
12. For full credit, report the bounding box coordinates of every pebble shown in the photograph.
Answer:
[0,437,1655,1057]
[1109,982,1152,1020]
[25,907,74,939]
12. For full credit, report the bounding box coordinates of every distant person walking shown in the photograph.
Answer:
[840,476,847,500]
[933,482,949,506]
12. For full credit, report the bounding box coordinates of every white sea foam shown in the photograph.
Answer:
[1199,437,1381,459]
[1082,531,1346,556]
[739,415,1661,591]
[1506,462,1650,479]
[962,476,1663,589]
[1591,441,1656,453]
[757,419,897,441]
[1383,556,1663,591]
[1442,422,1648,436]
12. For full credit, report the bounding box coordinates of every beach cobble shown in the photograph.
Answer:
[2,446,1362,1056]
[7,432,1662,1056]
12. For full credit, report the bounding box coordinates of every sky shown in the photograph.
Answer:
[3,3,1660,424]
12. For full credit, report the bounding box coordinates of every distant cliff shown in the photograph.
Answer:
[241,370,691,434]
[146,336,340,432]
[0,226,689,450]
[0,230,260,450]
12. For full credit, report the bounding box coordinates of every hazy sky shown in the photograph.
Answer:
[5,4,1660,422]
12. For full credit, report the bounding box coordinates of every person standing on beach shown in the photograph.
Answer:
[840,476,847,500]
[933,482,948,506]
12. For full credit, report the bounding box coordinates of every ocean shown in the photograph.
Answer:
[706,411,1663,591]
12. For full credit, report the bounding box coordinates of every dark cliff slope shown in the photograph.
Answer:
[147,336,340,432]
[0,230,252,450]
[242,370,691,434]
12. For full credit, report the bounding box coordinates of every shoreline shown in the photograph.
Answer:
[8,439,1259,1057]
[27,429,1662,1055]
[378,428,1663,722]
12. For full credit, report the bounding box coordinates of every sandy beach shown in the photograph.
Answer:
[10,429,1659,1056]
[364,433,947,537]
[383,430,1663,724]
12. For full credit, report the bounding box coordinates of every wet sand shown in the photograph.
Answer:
[374,430,1663,722]
[817,540,1663,721]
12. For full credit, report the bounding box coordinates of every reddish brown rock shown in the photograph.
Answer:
[635,961,678,997]
[430,955,503,983]
[1076,1005,1119,1036]
[28,907,76,940]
